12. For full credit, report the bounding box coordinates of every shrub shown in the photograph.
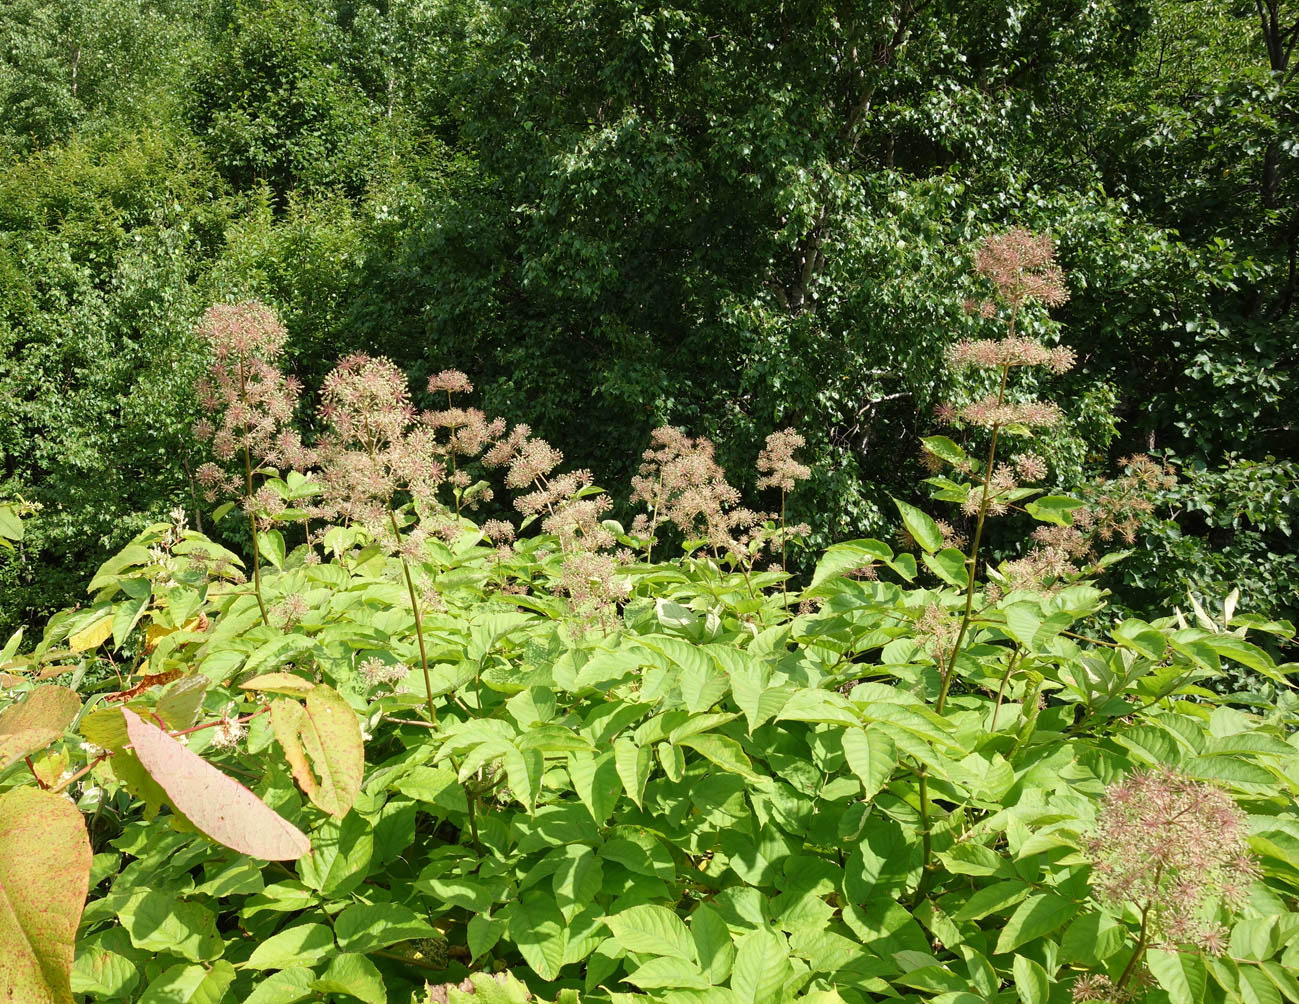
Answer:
[3,250,1297,1004]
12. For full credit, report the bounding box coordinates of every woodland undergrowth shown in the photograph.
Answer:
[2,232,1298,1004]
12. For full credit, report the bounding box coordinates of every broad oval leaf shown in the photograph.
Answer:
[270,685,364,817]
[240,672,316,698]
[604,904,697,961]
[510,893,568,981]
[893,498,943,554]
[841,726,897,802]
[121,708,310,860]
[993,892,1072,955]
[0,786,92,1004]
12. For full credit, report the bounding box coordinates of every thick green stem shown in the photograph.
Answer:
[239,362,270,626]
[389,508,436,726]
[1115,904,1151,994]
[937,357,1012,714]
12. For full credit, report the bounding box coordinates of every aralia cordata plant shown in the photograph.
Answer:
[192,301,312,626]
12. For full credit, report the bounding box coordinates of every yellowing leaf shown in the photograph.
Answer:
[69,616,113,652]
[121,708,310,860]
[0,685,82,769]
[240,672,317,698]
[0,786,93,1004]
[270,685,364,817]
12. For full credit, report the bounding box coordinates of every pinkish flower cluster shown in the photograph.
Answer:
[197,300,288,361]
[631,427,750,551]
[949,336,1076,374]
[973,228,1070,308]
[914,601,959,663]
[314,354,426,541]
[426,369,474,396]
[756,429,812,493]
[192,301,311,506]
[484,423,628,624]
[953,395,1063,430]
[1077,454,1176,545]
[1089,767,1258,954]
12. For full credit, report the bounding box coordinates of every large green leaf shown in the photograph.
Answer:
[137,962,236,1004]
[243,923,336,970]
[311,954,386,1004]
[1148,948,1207,1004]
[335,903,438,953]
[993,893,1072,955]
[840,726,896,801]
[604,904,697,961]
[510,893,568,981]
[116,889,223,963]
[730,929,792,1004]
[893,498,943,554]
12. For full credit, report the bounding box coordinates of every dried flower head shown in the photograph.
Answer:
[1088,768,1258,954]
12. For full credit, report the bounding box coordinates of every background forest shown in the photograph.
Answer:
[1,0,1296,640]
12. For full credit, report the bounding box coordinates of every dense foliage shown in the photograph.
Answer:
[1,0,1296,639]
[2,282,1299,1003]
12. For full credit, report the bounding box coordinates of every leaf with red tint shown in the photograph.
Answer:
[0,786,92,1004]
[122,708,310,860]
[0,685,82,769]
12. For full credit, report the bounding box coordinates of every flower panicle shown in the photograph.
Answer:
[973,227,1070,308]
[756,428,811,493]
[1088,767,1258,954]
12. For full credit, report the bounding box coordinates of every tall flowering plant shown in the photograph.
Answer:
[192,301,311,624]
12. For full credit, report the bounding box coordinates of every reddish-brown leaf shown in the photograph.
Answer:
[122,708,310,860]
[0,786,92,1004]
